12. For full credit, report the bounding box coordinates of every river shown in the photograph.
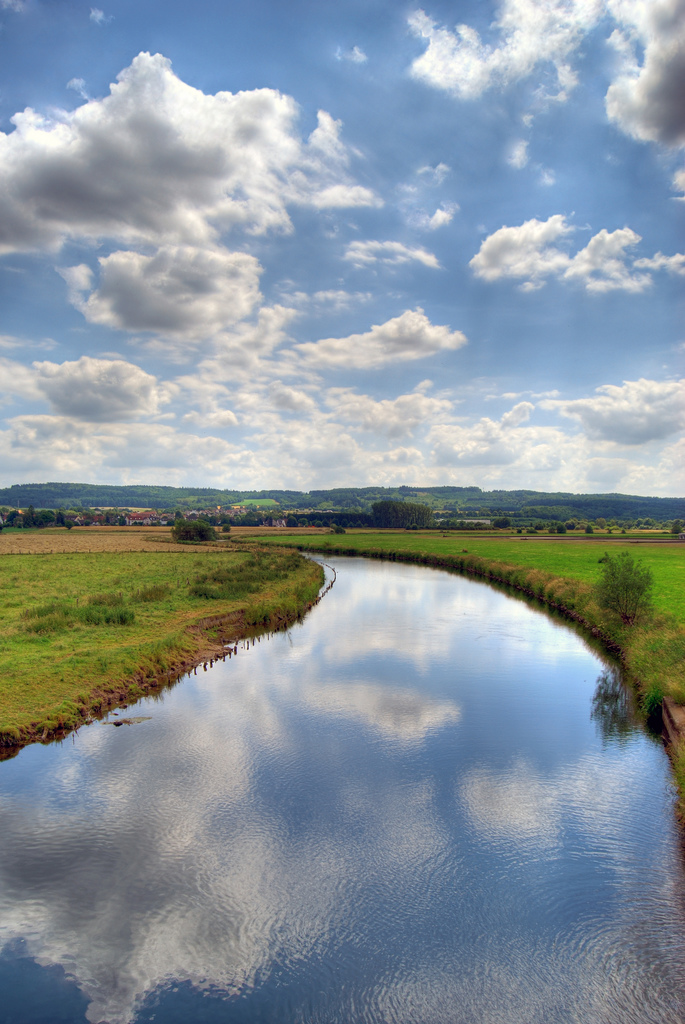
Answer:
[1,556,684,1023]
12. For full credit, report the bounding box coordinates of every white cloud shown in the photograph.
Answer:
[469,215,573,287]
[89,7,111,25]
[326,386,454,438]
[294,308,467,369]
[541,377,685,443]
[345,239,441,269]
[563,226,651,292]
[335,45,368,63]
[33,356,174,421]
[417,162,450,185]
[408,1,603,101]
[308,184,381,209]
[276,288,373,311]
[0,357,41,402]
[426,204,458,229]
[62,245,263,341]
[633,250,685,274]
[605,0,685,146]
[428,403,558,468]
[408,1,685,155]
[267,380,318,414]
[507,139,529,168]
[470,215,682,291]
[66,78,89,100]
[0,52,379,255]
[0,415,262,485]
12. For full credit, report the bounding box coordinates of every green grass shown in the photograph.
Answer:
[0,542,323,748]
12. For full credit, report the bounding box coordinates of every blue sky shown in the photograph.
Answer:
[0,0,683,494]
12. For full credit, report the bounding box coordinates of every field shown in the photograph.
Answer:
[0,528,324,749]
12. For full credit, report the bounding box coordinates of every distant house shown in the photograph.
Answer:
[125,513,159,526]
[679,531,685,541]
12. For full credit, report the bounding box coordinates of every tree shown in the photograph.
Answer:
[671,519,684,535]
[492,516,511,529]
[371,500,433,529]
[596,551,653,625]
[171,519,216,543]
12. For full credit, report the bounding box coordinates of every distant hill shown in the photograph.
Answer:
[0,481,682,521]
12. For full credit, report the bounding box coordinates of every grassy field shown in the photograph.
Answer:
[0,528,323,750]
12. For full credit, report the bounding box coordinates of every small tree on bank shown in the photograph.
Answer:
[596,551,653,625]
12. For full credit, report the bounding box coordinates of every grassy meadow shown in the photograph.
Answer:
[0,528,324,750]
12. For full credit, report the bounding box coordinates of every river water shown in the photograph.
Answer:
[1,557,684,1024]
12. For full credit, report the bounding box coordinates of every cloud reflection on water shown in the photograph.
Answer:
[0,558,683,1024]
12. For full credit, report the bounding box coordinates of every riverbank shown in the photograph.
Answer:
[0,532,324,756]
[259,530,685,809]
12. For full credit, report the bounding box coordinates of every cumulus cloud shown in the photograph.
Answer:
[294,308,467,369]
[326,386,454,438]
[563,227,651,292]
[605,0,685,146]
[61,245,262,341]
[32,356,174,421]
[408,1,602,101]
[469,215,573,288]
[428,403,554,467]
[267,380,318,414]
[408,0,685,157]
[470,215,681,291]
[541,377,685,443]
[633,250,685,274]
[0,52,379,255]
[344,240,441,269]
[0,415,263,486]
[0,357,41,402]
[426,204,458,229]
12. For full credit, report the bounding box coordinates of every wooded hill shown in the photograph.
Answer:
[0,482,682,522]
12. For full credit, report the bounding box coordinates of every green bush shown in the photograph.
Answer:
[596,550,653,625]
[171,519,216,543]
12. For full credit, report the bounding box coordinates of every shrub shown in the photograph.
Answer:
[585,524,594,534]
[556,523,567,534]
[171,519,216,543]
[596,550,653,625]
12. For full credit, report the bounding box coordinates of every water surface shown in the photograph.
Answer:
[1,557,684,1023]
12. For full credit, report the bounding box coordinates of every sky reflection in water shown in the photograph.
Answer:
[0,558,684,1024]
